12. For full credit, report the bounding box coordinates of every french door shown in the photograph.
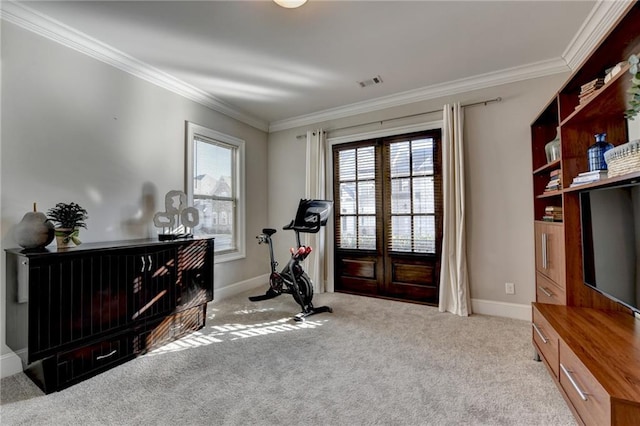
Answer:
[332,130,442,304]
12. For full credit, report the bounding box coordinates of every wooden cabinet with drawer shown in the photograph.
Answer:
[532,303,640,425]
[534,221,565,291]
[559,341,609,426]
[535,272,566,305]
[5,238,214,393]
[531,304,560,379]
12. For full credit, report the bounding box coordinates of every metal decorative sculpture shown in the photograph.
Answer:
[153,190,199,240]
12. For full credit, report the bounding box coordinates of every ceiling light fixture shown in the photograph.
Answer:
[273,0,307,9]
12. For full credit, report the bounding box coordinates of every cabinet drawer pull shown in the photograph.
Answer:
[541,233,548,269]
[538,286,553,297]
[532,323,548,344]
[560,363,588,401]
[96,349,118,361]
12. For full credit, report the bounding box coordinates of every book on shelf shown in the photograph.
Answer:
[578,170,608,177]
[604,61,626,84]
[542,215,562,222]
[544,176,563,192]
[544,206,562,213]
[580,78,604,91]
[550,169,561,177]
[575,77,605,109]
[570,171,608,187]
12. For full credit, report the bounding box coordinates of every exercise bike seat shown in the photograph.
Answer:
[262,228,277,236]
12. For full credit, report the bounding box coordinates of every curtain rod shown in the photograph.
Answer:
[295,96,502,139]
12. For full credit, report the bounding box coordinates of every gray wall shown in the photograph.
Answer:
[0,15,572,364]
[1,23,269,357]
[267,74,568,311]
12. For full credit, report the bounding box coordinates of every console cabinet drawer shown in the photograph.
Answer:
[536,272,566,305]
[532,305,559,378]
[559,341,609,426]
[56,333,137,389]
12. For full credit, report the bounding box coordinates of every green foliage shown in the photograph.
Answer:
[47,202,88,229]
[626,54,640,120]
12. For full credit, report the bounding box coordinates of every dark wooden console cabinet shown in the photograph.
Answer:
[5,238,214,393]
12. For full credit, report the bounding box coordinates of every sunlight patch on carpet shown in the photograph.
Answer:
[146,317,327,356]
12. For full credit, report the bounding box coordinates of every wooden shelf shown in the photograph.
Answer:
[537,190,562,199]
[563,170,640,193]
[560,63,632,126]
[533,159,561,175]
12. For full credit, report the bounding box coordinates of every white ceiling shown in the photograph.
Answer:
[3,1,610,131]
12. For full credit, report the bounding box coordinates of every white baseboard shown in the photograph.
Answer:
[1,351,24,378]
[213,274,269,302]
[471,298,531,321]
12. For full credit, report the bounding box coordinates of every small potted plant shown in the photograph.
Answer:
[625,54,640,119]
[47,202,88,248]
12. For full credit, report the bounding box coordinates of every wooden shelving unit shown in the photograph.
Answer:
[530,2,640,425]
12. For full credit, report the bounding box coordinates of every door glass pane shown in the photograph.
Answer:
[340,216,356,249]
[391,178,411,214]
[411,138,434,176]
[357,146,375,180]
[358,216,376,250]
[390,142,410,178]
[357,181,376,214]
[413,216,435,253]
[339,182,356,214]
[391,216,411,251]
[339,150,356,181]
[412,177,434,214]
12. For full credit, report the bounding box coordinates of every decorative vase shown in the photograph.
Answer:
[587,133,614,171]
[14,202,55,250]
[545,129,561,163]
[55,228,81,248]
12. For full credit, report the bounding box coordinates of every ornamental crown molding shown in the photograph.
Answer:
[1,0,629,134]
[562,0,634,71]
[269,0,632,133]
[268,58,569,133]
[0,1,269,132]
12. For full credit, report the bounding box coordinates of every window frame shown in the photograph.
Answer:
[185,121,246,263]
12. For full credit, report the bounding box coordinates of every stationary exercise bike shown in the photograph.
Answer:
[249,199,333,321]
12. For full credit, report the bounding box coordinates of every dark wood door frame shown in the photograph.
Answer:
[332,130,442,305]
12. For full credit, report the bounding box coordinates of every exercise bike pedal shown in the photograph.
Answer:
[248,287,281,302]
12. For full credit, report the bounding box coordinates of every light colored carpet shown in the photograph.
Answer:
[1,291,574,425]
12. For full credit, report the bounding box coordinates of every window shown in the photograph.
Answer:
[186,122,245,262]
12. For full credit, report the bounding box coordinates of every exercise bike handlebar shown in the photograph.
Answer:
[282,212,323,234]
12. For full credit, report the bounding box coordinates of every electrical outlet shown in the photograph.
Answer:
[505,282,515,295]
